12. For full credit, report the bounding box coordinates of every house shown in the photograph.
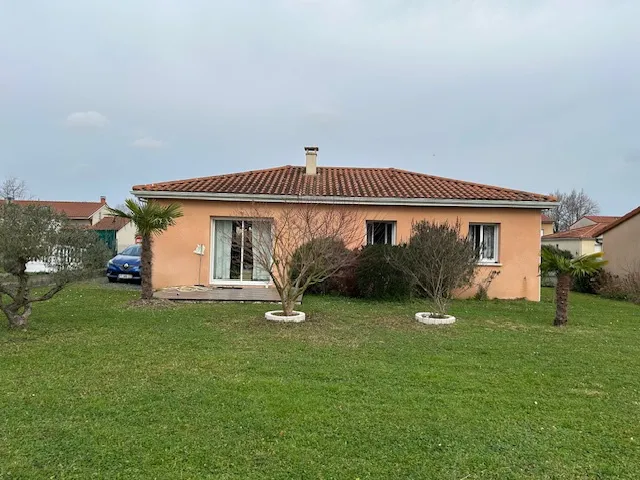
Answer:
[569,215,620,230]
[131,147,556,300]
[541,214,554,236]
[541,215,619,257]
[14,196,110,226]
[596,206,640,277]
[90,217,137,254]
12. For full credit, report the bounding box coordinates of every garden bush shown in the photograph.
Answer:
[355,244,413,300]
[572,268,605,294]
[598,270,640,304]
[387,220,477,314]
[290,238,358,296]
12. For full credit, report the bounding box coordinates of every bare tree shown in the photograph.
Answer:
[387,219,477,316]
[0,177,28,200]
[546,189,600,232]
[240,202,365,316]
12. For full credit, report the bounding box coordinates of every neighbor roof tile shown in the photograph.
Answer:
[90,216,130,231]
[592,206,640,236]
[583,215,620,224]
[14,200,104,219]
[542,224,606,240]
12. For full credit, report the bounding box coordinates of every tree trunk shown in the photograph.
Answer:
[554,273,571,326]
[141,234,153,300]
[281,288,295,316]
[6,307,30,329]
[3,262,32,329]
[281,298,294,316]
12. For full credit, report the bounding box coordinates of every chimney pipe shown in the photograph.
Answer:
[305,146,318,175]
[100,196,107,204]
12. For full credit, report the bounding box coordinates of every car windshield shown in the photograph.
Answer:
[120,245,141,256]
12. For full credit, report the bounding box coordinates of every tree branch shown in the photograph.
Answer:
[29,282,67,303]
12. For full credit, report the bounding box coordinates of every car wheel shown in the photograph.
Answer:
[108,277,117,283]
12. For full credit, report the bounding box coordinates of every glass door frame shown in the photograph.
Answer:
[209,217,272,286]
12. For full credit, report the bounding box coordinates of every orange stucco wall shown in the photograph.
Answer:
[151,200,544,301]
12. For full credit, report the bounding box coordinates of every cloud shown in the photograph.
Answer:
[65,111,109,128]
[132,136,165,149]
[624,150,640,164]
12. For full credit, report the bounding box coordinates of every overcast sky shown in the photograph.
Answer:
[1,1,638,213]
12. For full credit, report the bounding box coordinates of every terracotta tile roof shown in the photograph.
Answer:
[542,224,606,240]
[14,200,105,219]
[90,216,130,231]
[593,206,640,236]
[583,215,620,224]
[541,214,554,223]
[133,166,554,203]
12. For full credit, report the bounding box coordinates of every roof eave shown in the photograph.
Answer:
[131,190,558,209]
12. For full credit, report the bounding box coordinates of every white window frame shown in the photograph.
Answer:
[366,221,396,246]
[469,223,500,264]
[210,218,272,286]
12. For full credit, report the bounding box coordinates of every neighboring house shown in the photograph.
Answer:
[569,215,620,230]
[90,216,137,254]
[541,214,554,236]
[542,215,620,257]
[12,196,110,273]
[132,147,555,301]
[14,196,110,226]
[596,206,640,277]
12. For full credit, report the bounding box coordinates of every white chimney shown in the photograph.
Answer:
[305,146,318,175]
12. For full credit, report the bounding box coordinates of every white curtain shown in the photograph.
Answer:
[252,221,272,281]
[483,225,495,260]
[214,220,232,279]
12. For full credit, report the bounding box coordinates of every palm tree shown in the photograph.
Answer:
[108,199,183,300]
[540,247,606,326]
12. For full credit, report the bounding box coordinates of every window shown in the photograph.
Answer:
[469,224,499,263]
[213,219,271,282]
[367,221,396,245]
[121,245,141,257]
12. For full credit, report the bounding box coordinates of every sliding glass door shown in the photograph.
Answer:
[212,219,271,283]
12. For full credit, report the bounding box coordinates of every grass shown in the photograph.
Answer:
[1,286,639,479]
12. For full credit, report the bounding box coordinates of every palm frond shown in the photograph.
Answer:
[570,252,607,277]
[107,198,183,236]
[541,248,606,276]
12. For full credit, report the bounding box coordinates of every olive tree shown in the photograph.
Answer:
[0,202,111,329]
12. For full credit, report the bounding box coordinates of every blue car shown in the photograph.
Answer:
[106,245,142,283]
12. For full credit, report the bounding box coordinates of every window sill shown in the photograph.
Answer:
[477,262,502,267]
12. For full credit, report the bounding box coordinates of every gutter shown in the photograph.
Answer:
[131,190,558,209]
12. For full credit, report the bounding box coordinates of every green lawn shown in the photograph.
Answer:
[1,286,639,479]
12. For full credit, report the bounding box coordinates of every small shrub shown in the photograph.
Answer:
[598,273,628,301]
[572,268,605,294]
[599,270,640,304]
[356,245,413,300]
[290,238,358,297]
[387,220,477,314]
